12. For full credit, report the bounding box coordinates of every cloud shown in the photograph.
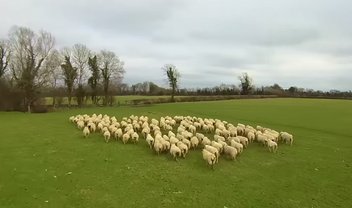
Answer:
[1,0,352,91]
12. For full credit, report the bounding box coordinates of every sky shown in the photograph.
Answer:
[1,0,352,91]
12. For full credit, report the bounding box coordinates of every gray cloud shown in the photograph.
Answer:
[1,0,352,91]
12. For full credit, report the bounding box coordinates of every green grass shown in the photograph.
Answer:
[0,98,351,208]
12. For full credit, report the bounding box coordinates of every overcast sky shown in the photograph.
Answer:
[1,0,352,91]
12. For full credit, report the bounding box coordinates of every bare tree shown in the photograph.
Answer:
[72,43,90,107]
[44,49,62,107]
[162,64,180,102]
[0,39,11,78]
[99,50,124,106]
[238,72,254,95]
[9,26,55,112]
[88,55,100,105]
[72,43,90,85]
[61,56,77,107]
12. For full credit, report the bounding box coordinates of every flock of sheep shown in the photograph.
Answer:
[69,114,294,168]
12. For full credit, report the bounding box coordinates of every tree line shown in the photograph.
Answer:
[0,26,124,112]
[1,26,351,112]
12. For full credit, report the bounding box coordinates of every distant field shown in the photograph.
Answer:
[0,98,351,207]
[44,95,175,106]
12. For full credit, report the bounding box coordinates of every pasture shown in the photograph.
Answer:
[0,98,351,208]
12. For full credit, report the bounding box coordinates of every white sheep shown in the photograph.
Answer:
[181,138,191,149]
[214,135,226,142]
[202,149,216,169]
[77,120,85,129]
[237,136,249,148]
[211,141,223,153]
[114,128,123,140]
[201,137,211,146]
[177,141,189,158]
[146,134,154,149]
[131,132,139,143]
[223,145,238,160]
[83,126,90,138]
[153,140,163,155]
[266,139,278,153]
[122,133,130,144]
[168,131,176,138]
[204,145,219,163]
[169,136,179,145]
[141,127,150,138]
[87,122,96,132]
[103,130,111,143]
[279,132,293,145]
[229,140,243,154]
[247,131,255,143]
[170,144,182,160]
[190,136,199,149]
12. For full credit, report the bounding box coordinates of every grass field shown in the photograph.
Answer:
[0,98,351,208]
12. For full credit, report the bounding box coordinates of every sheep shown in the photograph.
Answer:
[190,136,199,149]
[153,140,163,155]
[181,138,191,149]
[204,145,219,163]
[214,135,226,142]
[247,131,255,143]
[188,125,196,134]
[146,134,154,149]
[196,133,205,140]
[201,137,211,146]
[83,126,90,138]
[161,139,171,152]
[97,122,104,132]
[229,140,243,154]
[211,141,223,153]
[228,136,240,143]
[223,144,238,160]
[177,141,189,158]
[266,139,278,153]
[279,132,294,145]
[217,140,228,149]
[168,131,175,138]
[141,127,150,138]
[87,122,96,132]
[77,121,85,129]
[256,133,267,145]
[114,128,123,140]
[229,128,238,136]
[237,136,249,148]
[202,149,216,169]
[237,126,245,136]
[122,133,130,144]
[103,130,111,143]
[69,116,75,123]
[163,135,170,141]
[215,128,222,135]
[170,144,182,161]
[131,132,139,143]
[169,136,179,145]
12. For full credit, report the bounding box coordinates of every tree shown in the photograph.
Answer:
[61,56,77,107]
[72,44,90,107]
[88,55,100,105]
[238,72,253,95]
[9,26,55,112]
[72,43,90,85]
[0,39,11,78]
[44,49,62,107]
[99,50,124,106]
[162,64,180,102]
